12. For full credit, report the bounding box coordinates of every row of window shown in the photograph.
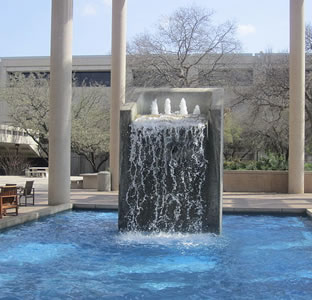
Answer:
[0,129,28,136]
[8,68,259,88]
[131,68,254,87]
[8,71,111,87]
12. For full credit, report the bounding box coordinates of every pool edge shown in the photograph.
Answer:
[0,203,73,231]
[1,204,312,231]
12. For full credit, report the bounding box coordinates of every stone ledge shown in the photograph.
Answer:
[0,203,73,231]
[1,204,311,232]
[224,170,312,193]
[73,203,118,210]
[73,203,96,209]
[223,207,307,214]
[80,173,98,189]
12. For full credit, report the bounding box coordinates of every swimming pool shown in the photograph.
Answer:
[0,211,312,299]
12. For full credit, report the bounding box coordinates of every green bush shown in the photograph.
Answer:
[305,163,312,171]
[224,153,288,171]
[224,155,312,171]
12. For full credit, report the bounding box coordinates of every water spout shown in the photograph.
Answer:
[193,105,201,115]
[179,98,188,115]
[165,98,171,114]
[151,99,159,115]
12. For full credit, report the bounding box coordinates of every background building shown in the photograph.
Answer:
[0,53,301,174]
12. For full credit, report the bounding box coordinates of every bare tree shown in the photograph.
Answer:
[0,151,30,175]
[231,53,290,156]
[71,86,110,172]
[306,23,312,53]
[128,5,240,88]
[1,73,50,157]
[223,109,263,160]
[232,42,312,158]
[0,73,110,172]
[305,23,312,145]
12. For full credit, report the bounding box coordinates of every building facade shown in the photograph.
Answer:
[0,53,292,175]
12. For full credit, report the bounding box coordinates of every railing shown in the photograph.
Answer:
[0,125,40,156]
[0,125,32,143]
[25,167,48,178]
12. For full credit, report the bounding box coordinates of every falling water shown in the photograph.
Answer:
[124,114,208,232]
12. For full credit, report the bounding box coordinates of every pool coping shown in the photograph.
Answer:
[0,203,73,231]
[1,203,312,231]
[73,203,312,215]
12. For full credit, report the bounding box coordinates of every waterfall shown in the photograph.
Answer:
[124,115,208,232]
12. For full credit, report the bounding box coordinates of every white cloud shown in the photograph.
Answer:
[237,24,256,36]
[82,3,97,16]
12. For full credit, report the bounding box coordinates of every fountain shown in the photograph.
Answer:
[164,98,171,114]
[151,99,159,115]
[193,105,201,115]
[179,98,188,115]
[119,88,224,233]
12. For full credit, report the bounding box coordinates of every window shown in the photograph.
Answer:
[8,71,50,79]
[8,71,111,87]
[132,69,175,87]
[7,72,50,87]
[73,71,111,87]
[199,68,253,87]
[264,68,288,85]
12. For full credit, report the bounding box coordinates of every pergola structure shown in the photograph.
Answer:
[48,0,305,206]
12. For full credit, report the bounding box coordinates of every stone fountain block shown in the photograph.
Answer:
[119,88,223,233]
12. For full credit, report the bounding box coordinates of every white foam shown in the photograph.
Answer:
[133,114,206,129]
[117,231,224,248]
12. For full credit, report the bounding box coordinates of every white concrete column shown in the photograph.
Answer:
[110,0,127,191]
[289,0,305,194]
[48,0,73,205]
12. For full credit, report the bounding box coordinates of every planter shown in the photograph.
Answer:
[224,170,312,193]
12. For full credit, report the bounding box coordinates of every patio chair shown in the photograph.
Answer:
[19,181,35,206]
[0,186,18,218]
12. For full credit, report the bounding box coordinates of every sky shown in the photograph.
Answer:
[0,0,311,58]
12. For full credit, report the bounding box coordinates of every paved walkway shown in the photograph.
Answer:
[1,176,312,229]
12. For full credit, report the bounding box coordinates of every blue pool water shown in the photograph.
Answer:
[1,211,312,299]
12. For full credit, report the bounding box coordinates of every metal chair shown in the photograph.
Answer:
[18,181,35,206]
